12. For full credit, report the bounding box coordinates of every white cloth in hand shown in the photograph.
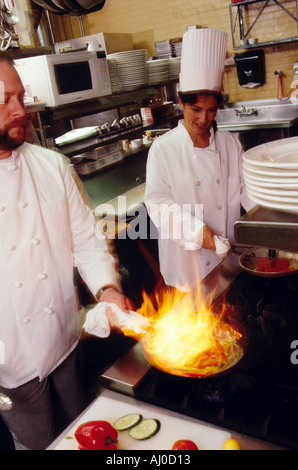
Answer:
[213,235,231,257]
[83,302,150,338]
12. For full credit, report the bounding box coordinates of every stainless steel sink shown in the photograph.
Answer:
[216,99,298,130]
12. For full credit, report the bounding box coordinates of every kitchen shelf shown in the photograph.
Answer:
[43,80,179,121]
[54,110,182,158]
[37,79,179,157]
[229,0,298,49]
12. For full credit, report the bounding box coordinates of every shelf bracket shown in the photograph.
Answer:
[243,0,270,39]
[230,0,298,49]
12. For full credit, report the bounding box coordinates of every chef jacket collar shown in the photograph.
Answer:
[178,120,217,152]
[0,147,20,164]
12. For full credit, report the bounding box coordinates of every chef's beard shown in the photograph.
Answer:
[0,117,28,149]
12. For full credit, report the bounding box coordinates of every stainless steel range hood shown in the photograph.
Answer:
[234,205,298,252]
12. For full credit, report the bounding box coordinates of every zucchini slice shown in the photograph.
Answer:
[113,413,143,431]
[129,418,160,440]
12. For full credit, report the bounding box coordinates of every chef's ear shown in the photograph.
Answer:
[178,94,185,109]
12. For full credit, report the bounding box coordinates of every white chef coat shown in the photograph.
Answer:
[0,142,118,388]
[145,121,254,292]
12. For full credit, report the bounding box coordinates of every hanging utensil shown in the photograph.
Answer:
[0,0,19,49]
[268,249,277,267]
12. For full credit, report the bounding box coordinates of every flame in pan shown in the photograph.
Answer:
[136,285,244,378]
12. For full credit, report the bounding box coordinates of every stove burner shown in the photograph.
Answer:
[133,271,298,450]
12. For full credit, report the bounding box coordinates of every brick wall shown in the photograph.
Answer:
[51,0,298,102]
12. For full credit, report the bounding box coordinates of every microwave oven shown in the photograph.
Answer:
[14,51,112,107]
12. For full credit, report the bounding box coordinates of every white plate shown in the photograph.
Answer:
[246,181,298,197]
[243,167,298,184]
[108,49,147,57]
[244,174,298,188]
[247,191,298,213]
[247,184,298,202]
[243,161,298,177]
[243,136,298,168]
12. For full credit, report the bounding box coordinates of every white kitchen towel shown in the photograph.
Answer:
[214,235,231,257]
[83,302,150,338]
[241,82,260,88]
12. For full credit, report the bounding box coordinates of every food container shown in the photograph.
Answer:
[130,139,143,149]
[140,101,174,124]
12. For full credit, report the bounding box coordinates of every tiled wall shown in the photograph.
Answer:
[51,0,298,102]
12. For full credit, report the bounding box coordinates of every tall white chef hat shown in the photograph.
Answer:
[179,28,228,94]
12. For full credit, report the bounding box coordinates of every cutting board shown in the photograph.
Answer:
[50,390,231,450]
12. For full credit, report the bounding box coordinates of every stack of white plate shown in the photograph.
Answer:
[147,59,170,85]
[243,136,298,213]
[155,40,172,58]
[107,49,147,92]
[107,58,123,93]
[171,39,182,58]
[169,57,181,80]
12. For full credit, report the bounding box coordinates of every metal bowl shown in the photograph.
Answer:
[239,248,298,278]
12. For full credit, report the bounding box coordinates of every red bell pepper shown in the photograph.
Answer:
[74,420,118,450]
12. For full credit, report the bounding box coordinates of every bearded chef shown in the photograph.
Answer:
[145,28,255,292]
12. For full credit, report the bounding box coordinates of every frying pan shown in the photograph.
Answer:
[32,0,70,15]
[141,314,247,379]
[76,0,105,10]
[50,0,72,13]
[55,0,85,14]
[239,247,298,278]
[32,0,105,15]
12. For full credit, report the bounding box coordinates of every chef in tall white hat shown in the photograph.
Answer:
[145,28,255,292]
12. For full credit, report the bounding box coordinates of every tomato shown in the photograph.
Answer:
[172,439,199,450]
[256,257,293,273]
[74,420,118,450]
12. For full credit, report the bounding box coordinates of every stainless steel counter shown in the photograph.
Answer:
[234,205,298,252]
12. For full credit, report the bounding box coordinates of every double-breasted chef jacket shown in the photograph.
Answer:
[145,121,255,292]
[0,142,118,388]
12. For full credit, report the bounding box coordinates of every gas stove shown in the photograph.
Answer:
[99,250,298,450]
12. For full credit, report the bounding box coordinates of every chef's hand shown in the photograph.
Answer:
[197,225,216,251]
[98,287,135,312]
[99,288,136,332]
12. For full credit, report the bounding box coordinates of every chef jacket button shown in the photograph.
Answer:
[7,243,16,251]
[23,316,30,324]
[38,272,47,280]
[44,307,54,315]
[18,201,27,208]
[195,181,201,186]
[0,205,5,212]
[216,178,221,184]
[206,261,211,266]
[14,281,23,288]
[9,164,17,171]
[31,238,40,245]
[218,205,222,210]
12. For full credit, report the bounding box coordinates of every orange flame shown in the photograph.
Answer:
[135,285,244,378]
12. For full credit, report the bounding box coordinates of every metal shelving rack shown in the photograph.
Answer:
[229,0,298,49]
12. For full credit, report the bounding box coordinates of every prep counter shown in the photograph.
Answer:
[47,389,283,450]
